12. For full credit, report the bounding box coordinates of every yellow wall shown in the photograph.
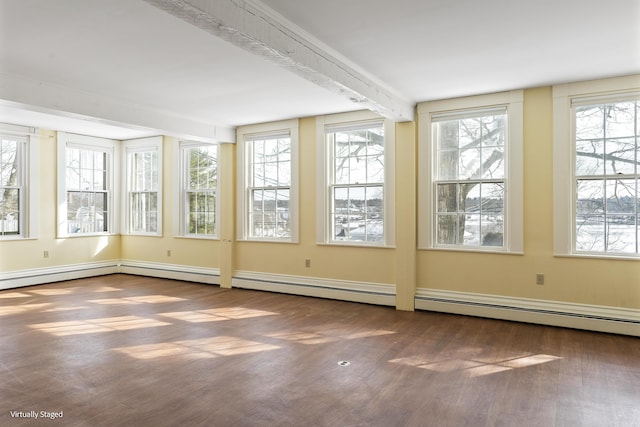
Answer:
[0,130,121,272]
[1,84,638,312]
[416,87,640,309]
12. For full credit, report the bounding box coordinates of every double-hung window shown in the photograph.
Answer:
[419,91,523,252]
[57,132,118,237]
[0,133,26,237]
[554,76,640,257]
[179,142,218,237]
[318,111,395,246]
[124,137,162,235]
[237,120,298,242]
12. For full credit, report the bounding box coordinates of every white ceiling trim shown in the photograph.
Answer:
[143,0,415,122]
[0,73,235,143]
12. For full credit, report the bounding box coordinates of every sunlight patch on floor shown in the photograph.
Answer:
[158,307,278,323]
[29,316,172,336]
[266,326,395,345]
[89,295,186,305]
[0,303,52,316]
[113,336,280,360]
[389,353,562,377]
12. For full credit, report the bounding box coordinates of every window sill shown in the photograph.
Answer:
[419,246,524,255]
[554,253,639,262]
[174,235,220,241]
[318,242,395,249]
[237,238,298,244]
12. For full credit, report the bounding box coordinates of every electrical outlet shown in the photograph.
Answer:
[305,259,311,268]
[167,250,171,257]
[536,274,544,285]
[44,250,49,258]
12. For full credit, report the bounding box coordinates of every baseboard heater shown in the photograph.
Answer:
[415,292,639,337]
[233,271,396,307]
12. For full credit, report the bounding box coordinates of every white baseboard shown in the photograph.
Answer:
[233,270,396,307]
[118,260,220,285]
[0,261,119,290]
[415,288,640,337]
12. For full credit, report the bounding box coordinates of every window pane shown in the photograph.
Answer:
[577,180,604,215]
[482,115,506,147]
[436,121,459,150]
[606,216,636,253]
[67,191,107,234]
[605,138,636,175]
[481,215,503,246]
[278,160,291,186]
[0,188,19,234]
[576,139,605,176]
[462,183,480,213]
[576,215,605,252]
[459,118,482,148]
[437,149,458,180]
[436,214,458,244]
[0,139,18,186]
[437,183,457,213]
[576,105,605,140]
[482,146,504,179]
[367,154,384,182]
[459,148,481,180]
[335,156,350,184]
[605,102,636,138]
[264,162,278,186]
[606,179,635,213]
[462,214,480,246]
[481,183,504,214]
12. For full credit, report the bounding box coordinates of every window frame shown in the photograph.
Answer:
[122,136,163,236]
[237,119,299,243]
[316,111,396,247]
[176,141,220,239]
[553,75,640,259]
[57,132,119,238]
[0,124,38,240]
[418,91,524,253]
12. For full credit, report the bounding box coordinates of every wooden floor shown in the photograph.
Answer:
[1,275,639,427]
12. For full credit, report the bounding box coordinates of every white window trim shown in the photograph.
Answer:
[122,136,163,236]
[316,110,396,247]
[553,75,640,260]
[418,90,524,253]
[57,132,120,238]
[237,119,299,243]
[174,140,220,239]
[0,123,39,240]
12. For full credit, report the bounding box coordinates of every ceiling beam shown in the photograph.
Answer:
[144,0,414,122]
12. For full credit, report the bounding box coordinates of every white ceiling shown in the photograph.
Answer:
[1,0,639,141]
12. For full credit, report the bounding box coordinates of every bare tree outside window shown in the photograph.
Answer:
[0,137,21,235]
[575,100,639,254]
[329,123,385,242]
[433,112,506,247]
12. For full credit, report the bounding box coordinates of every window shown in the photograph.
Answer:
[57,133,118,237]
[124,137,162,235]
[553,76,639,258]
[179,142,218,237]
[317,111,395,246]
[237,120,298,242]
[418,91,523,252]
[0,134,26,237]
